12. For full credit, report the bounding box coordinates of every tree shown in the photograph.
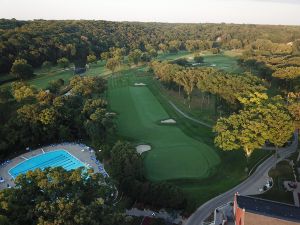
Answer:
[57,57,70,68]
[109,47,124,61]
[197,71,266,106]
[174,69,197,108]
[273,66,300,80]
[194,54,204,63]
[81,98,107,117]
[84,108,115,145]
[214,101,294,158]
[87,54,97,64]
[128,49,142,65]
[262,102,295,160]
[106,58,120,73]
[0,215,10,225]
[185,40,198,52]
[141,52,151,62]
[0,86,12,104]
[10,59,34,80]
[38,107,57,126]
[36,90,54,105]
[158,43,168,53]
[214,110,268,158]
[287,92,300,129]
[100,52,110,61]
[111,141,143,181]
[47,78,65,94]
[0,168,122,225]
[172,58,189,67]
[11,82,36,102]
[168,40,181,53]
[211,48,220,54]
[292,39,300,55]
[228,39,243,49]
[151,61,182,83]
[42,61,52,68]
[148,49,158,58]
[69,76,106,97]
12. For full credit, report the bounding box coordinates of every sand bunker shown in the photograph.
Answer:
[105,112,117,116]
[192,63,201,66]
[136,145,151,154]
[161,119,176,124]
[134,83,146,86]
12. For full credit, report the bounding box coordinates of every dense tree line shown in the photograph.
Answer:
[0,168,125,225]
[151,61,266,109]
[238,39,300,92]
[1,19,300,75]
[214,96,294,157]
[0,76,113,159]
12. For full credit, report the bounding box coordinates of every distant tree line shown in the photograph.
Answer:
[238,39,300,92]
[1,19,300,76]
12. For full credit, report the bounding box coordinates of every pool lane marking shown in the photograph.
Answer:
[8,149,87,179]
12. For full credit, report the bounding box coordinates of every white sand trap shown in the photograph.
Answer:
[161,119,176,124]
[211,64,217,67]
[136,145,151,154]
[192,63,202,66]
[134,83,146,86]
[106,112,117,116]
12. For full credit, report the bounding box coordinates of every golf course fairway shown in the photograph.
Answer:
[108,71,220,181]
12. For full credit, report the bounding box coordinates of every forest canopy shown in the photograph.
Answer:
[1,19,300,74]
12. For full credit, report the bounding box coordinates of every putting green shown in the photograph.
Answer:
[201,54,244,73]
[108,72,220,181]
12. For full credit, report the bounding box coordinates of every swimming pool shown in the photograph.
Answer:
[9,150,85,179]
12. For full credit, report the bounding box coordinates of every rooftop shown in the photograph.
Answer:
[236,195,300,223]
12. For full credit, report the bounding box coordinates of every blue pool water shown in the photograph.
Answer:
[9,150,85,179]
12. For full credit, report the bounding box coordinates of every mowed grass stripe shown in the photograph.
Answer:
[109,75,220,181]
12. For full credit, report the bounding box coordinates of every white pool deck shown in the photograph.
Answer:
[0,143,107,190]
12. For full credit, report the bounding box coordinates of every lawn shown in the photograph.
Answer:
[108,71,220,181]
[198,54,244,74]
[1,51,241,90]
[157,51,194,61]
[0,60,114,89]
[108,67,271,210]
[0,50,272,208]
[29,61,109,89]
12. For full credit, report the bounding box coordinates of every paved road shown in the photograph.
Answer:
[185,132,298,225]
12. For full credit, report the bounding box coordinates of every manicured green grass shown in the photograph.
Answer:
[108,71,220,181]
[0,60,111,89]
[108,68,271,209]
[199,54,244,74]
[157,51,244,74]
[157,51,194,61]
[1,51,271,208]
[29,61,109,89]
